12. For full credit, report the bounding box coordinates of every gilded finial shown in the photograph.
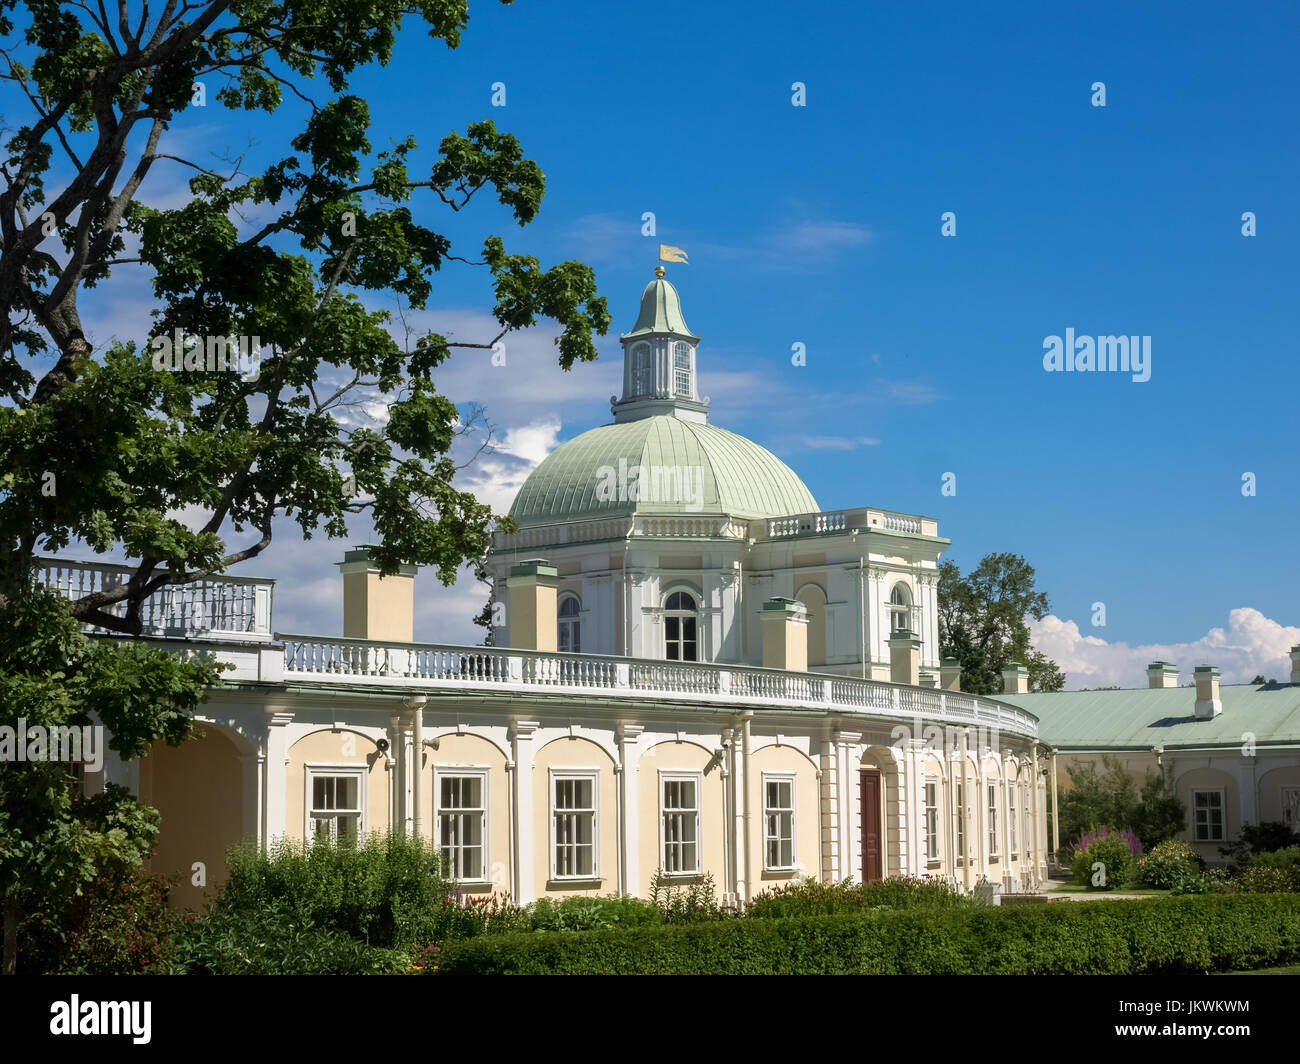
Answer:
[654,264,665,278]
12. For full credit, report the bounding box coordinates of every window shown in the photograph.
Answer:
[673,342,692,397]
[1009,781,1018,855]
[307,767,364,842]
[552,772,597,879]
[764,775,796,871]
[924,779,939,861]
[558,594,581,653]
[664,590,698,662]
[1193,789,1225,842]
[661,774,701,874]
[987,782,999,856]
[889,583,912,634]
[631,343,652,397]
[437,770,486,881]
[1283,787,1300,831]
[953,781,965,860]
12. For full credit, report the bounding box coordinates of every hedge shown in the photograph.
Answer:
[430,894,1300,975]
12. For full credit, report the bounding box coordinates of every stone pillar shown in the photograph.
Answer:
[1194,665,1222,719]
[1291,646,1300,685]
[1147,661,1178,688]
[1002,663,1029,694]
[761,597,809,671]
[262,712,292,846]
[819,733,840,882]
[888,630,922,686]
[616,724,643,898]
[940,658,962,692]
[338,545,418,642]
[507,560,559,652]
[509,720,539,903]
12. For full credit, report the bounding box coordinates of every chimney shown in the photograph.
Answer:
[1147,661,1178,689]
[1291,646,1300,685]
[761,597,808,671]
[1193,665,1222,719]
[1001,662,1029,695]
[338,546,417,642]
[887,629,922,686]
[940,657,962,692]
[506,559,559,651]
[918,669,938,688]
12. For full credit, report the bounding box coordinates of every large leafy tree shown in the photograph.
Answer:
[937,552,1065,694]
[0,0,608,972]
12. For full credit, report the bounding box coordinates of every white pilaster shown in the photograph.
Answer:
[510,720,539,904]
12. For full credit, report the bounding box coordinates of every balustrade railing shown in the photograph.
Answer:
[278,635,1037,737]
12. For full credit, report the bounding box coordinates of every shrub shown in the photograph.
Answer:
[746,876,967,918]
[530,894,663,933]
[1238,846,1300,892]
[1135,841,1204,890]
[1170,868,1231,895]
[217,833,454,948]
[172,900,406,975]
[17,864,174,975]
[648,869,727,923]
[1219,822,1300,868]
[1071,828,1140,889]
[428,894,1300,975]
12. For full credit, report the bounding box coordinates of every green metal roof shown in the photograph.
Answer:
[620,276,697,339]
[507,416,819,527]
[999,683,1300,749]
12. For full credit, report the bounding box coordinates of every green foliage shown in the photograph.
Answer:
[1219,822,1300,868]
[1238,846,1300,892]
[428,894,1300,975]
[1169,868,1232,895]
[530,894,663,933]
[647,869,727,923]
[1136,849,1204,890]
[1071,831,1137,890]
[936,553,1064,694]
[214,833,454,948]
[745,875,968,918]
[1058,757,1185,854]
[16,863,174,974]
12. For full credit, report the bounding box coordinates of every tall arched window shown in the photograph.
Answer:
[631,343,652,397]
[558,595,581,653]
[889,583,912,634]
[672,342,692,397]
[663,590,698,662]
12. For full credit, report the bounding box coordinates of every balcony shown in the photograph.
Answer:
[277,635,1038,739]
[759,508,939,540]
[36,557,274,641]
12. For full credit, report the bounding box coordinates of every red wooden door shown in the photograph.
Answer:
[860,769,883,883]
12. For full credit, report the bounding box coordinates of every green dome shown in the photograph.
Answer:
[508,416,818,527]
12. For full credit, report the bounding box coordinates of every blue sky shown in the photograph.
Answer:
[69,1,1300,685]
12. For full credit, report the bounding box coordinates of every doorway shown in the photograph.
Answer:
[860,769,883,882]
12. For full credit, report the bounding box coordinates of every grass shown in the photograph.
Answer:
[1046,883,1171,896]
[1217,963,1300,975]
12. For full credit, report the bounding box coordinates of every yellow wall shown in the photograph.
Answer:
[286,729,390,843]
[140,726,246,910]
[420,732,512,894]
[637,741,726,897]
[749,744,819,885]
[533,736,618,897]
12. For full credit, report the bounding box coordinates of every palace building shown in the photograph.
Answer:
[56,269,1072,909]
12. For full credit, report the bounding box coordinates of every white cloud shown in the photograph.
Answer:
[1029,608,1300,690]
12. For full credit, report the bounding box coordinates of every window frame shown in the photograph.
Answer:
[557,592,582,653]
[434,765,490,885]
[1192,787,1226,842]
[762,771,797,872]
[953,780,965,862]
[659,770,704,876]
[889,582,913,634]
[549,768,600,882]
[1282,786,1300,832]
[662,588,700,663]
[631,342,653,397]
[672,341,692,398]
[987,780,999,858]
[1008,778,1018,857]
[305,763,367,844]
[924,777,939,863]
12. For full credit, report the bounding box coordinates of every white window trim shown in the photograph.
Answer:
[1008,778,1018,858]
[558,592,582,653]
[549,767,601,882]
[1282,786,1300,830]
[434,765,490,885]
[762,771,798,872]
[987,780,999,857]
[305,763,367,842]
[1192,786,1227,843]
[660,584,703,663]
[923,776,940,864]
[659,770,704,876]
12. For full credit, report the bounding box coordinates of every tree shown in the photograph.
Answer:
[937,553,1065,694]
[1056,756,1185,854]
[0,0,607,972]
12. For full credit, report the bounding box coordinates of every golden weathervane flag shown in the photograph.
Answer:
[658,243,689,264]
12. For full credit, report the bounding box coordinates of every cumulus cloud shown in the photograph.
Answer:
[1030,609,1300,690]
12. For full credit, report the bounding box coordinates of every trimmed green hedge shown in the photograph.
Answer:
[430,894,1300,975]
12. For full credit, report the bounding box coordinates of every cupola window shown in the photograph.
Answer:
[632,343,652,397]
[663,590,698,662]
[673,342,692,398]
